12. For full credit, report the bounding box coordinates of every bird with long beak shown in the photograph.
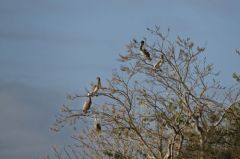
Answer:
[88,77,101,96]
[153,54,164,70]
[94,117,101,133]
[140,41,152,61]
[82,96,92,114]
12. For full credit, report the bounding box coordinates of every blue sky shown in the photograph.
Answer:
[0,0,239,158]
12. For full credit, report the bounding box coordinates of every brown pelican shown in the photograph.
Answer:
[82,96,92,114]
[140,41,152,61]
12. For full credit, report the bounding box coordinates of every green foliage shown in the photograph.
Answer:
[233,72,240,82]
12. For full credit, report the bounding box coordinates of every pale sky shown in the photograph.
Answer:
[0,0,239,158]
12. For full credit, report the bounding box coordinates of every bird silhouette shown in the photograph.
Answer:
[94,117,101,133]
[140,41,152,61]
[88,77,101,96]
[82,96,92,114]
[95,123,101,132]
[153,54,164,70]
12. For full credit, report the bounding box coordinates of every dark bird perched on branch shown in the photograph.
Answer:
[140,40,152,61]
[88,77,101,96]
[153,54,164,70]
[94,117,101,133]
[95,122,101,133]
[82,96,92,114]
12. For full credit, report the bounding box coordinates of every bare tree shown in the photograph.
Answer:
[51,26,240,159]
